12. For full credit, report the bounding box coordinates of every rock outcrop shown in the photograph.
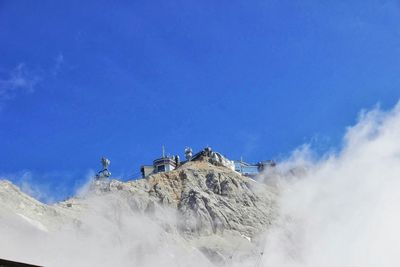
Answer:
[94,159,277,237]
[0,157,277,265]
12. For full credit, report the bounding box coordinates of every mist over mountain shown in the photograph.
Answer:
[0,153,278,266]
[2,103,400,266]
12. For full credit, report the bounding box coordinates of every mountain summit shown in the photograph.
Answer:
[0,153,277,266]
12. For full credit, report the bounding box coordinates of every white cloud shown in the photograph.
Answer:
[52,53,64,75]
[0,169,88,204]
[1,102,400,266]
[260,102,400,267]
[0,54,65,106]
[0,63,41,101]
[0,171,56,203]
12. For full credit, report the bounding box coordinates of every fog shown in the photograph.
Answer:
[0,191,212,266]
[261,103,400,266]
[1,104,400,266]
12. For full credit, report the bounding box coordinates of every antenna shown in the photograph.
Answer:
[162,145,165,158]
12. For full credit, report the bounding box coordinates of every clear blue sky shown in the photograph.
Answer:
[1,0,399,201]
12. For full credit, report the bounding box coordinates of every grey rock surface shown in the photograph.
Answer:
[0,158,278,265]
[117,159,277,238]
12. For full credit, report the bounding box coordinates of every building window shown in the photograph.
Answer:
[157,165,165,172]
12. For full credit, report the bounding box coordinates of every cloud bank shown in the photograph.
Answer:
[1,102,400,266]
[260,103,400,266]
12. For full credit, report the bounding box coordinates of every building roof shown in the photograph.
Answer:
[153,156,176,165]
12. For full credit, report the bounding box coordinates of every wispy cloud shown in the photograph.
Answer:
[18,172,56,204]
[0,63,41,102]
[52,53,64,76]
[0,54,66,107]
[0,171,57,203]
[0,169,93,204]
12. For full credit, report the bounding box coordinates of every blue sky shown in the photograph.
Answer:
[1,0,400,201]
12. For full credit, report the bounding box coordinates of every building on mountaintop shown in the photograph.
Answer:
[141,155,180,177]
[140,146,276,178]
[233,160,276,177]
[140,146,180,178]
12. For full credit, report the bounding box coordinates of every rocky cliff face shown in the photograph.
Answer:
[0,157,277,266]
[91,159,277,237]
[147,160,275,237]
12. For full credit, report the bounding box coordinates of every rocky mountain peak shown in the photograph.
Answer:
[98,158,278,239]
[0,158,278,265]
